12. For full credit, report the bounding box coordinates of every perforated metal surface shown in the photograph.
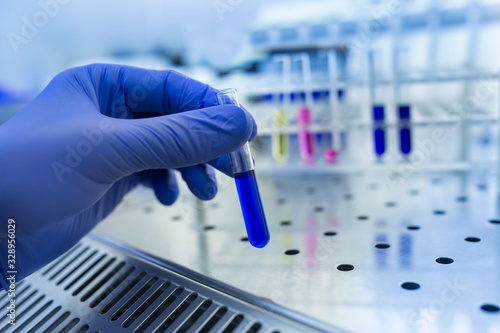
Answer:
[0,236,338,333]
[94,167,500,333]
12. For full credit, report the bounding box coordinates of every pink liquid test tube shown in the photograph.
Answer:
[298,106,316,165]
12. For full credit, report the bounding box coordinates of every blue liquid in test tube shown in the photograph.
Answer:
[373,105,386,156]
[217,88,270,248]
[399,105,411,155]
[234,171,268,247]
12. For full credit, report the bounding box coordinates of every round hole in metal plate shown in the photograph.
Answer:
[481,304,499,313]
[337,264,354,271]
[435,257,454,264]
[401,282,420,290]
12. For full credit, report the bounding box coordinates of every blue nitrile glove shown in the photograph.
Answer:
[0,64,257,290]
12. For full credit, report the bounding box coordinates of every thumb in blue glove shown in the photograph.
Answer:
[0,64,257,289]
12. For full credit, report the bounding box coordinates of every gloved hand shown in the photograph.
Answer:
[0,64,257,290]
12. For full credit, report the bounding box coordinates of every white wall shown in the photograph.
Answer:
[0,0,283,90]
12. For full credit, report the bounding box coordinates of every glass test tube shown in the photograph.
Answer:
[298,106,315,164]
[216,88,270,248]
[373,106,386,157]
[399,105,411,155]
[273,108,289,164]
[325,50,341,164]
[368,50,386,158]
[272,55,291,165]
[394,48,412,156]
[297,53,316,165]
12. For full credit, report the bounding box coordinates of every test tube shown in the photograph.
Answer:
[272,108,289,164]
[368,50,386,158]
[297,53,316,165]
[298,106,315,164]
[272,55,291,165]
[326,50,341,164]
[399,105,411,155]
[393,48,412,156]
[373,105,386,157]
[216,88,270,248]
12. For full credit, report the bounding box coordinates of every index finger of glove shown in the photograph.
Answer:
[83,64,220,117]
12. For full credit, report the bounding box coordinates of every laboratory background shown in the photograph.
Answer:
[1,0,500,332]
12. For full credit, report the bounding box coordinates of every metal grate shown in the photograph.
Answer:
[0,235,339,333]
